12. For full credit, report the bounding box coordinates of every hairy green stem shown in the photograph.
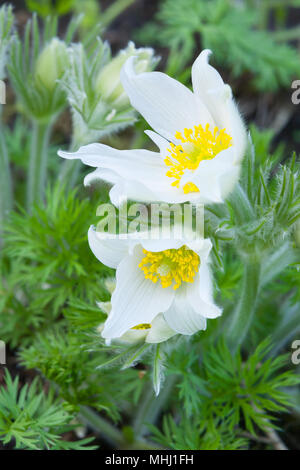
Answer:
[260,242,299,288]
[269,303,300,356]
[101,0,136,28]
[226,262,260,352]
[133,374,178,438]
[59,159,81,190]
[79,405,124,446]
[59,133,83,189]
[79,405,161,449]
[0,107,12,235]
[229,184,255,225]
[27,120,52,210]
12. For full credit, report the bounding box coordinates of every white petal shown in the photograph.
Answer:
[141,239,188,252]
[146,314,177,343]
[88,226,129,269]
[60,143,183,204]
[119,329,149,344]
[192,50,224,95]
[121,56,215,142]
[109,173,204,206]
[187,238,212,262]
[144,130,170,155]
[192,50,247,162]
[187,264,222,319]
[109,178,158,206]
[59,144,165,179]
[140,237,211,253]
[163,285,207,335]
[60,139,232,206]
[102,246,175,338]
[180,147,240,203]
[84,168,120,186]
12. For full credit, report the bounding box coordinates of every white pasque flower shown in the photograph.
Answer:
[58,49,246,205]
[88,226,222,340]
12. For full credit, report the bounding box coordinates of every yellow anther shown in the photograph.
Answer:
[165,124,232,193]
[139,246,200,290]
[131,323,151,330]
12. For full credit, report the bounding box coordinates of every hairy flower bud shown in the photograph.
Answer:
[95,42,156,110]
[35,38,68,91]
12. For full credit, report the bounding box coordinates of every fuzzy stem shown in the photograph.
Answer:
[229,184,254,224]
[58,133,82,189]
[27,120,52,210]
[0,106,12,235]
[133,374,178,438]
[79,405,162,449]
[59,159,81,190]
[260,242,299,288]
[79,405,124,447]
[100,0,136,28]
[269,306,300,356]
[226,262,260,352]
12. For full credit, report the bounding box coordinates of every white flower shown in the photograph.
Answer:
[97,303,176,345]
[59,49,246,205]
[88,226,222,340]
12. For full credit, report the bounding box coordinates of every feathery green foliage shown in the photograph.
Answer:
[1,184,111,346]
[137,0,300,90]
[0,370,96,449]
[149,415,248,450]
[19,324,147,420]
[157,338,299,446]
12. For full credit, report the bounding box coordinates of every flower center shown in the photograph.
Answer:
[139,246,200,290]
[164,124,232,193]
[131,323,151,330]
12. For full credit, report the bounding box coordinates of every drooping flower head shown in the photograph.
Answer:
[59,49,247,205]
[88,227,222,340]
[97,278,176,344]
[97,301,176,345]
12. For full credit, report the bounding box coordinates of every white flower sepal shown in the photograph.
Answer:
[58,49,247,206]
[88,226,222,340]
[97,303,176,345]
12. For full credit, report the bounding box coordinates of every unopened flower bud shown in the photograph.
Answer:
[96,41,156,109]
[35,38,68,91]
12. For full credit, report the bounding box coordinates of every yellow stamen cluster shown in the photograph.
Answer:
[139,246,200,290]
[131,323,151,330]
[164,124,232,193]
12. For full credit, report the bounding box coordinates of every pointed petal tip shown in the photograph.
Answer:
[121,54,136,80]
[201,49,213,60]
[57,149,68,159]
[194,49,213,67]
[57,148,80,160]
